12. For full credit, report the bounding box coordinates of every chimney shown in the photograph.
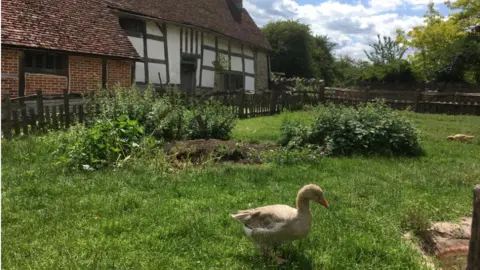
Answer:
[226,0,242,22]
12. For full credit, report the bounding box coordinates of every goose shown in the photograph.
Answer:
[231,184,329,264]
[447,134,474,142]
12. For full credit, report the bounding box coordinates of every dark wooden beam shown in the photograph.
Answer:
[146,58,167,64]
[241,44,246,85]
[202,45,253,60]
[180,28,183,55]
[190,29,194,54]
[228,40,232,91]
[215,37,219,61]
[202,65,253,77]
[254,49,257,90]
[18,51,25,97]
[102,58,107,89]
[143,22,149,83]
[199,32,204,88]
[145,34,164,41]
[195,31,199,55]
[185,28,189,54]
[162,23,170,84]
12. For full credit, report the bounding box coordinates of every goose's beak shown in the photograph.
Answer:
[319,199,329,209]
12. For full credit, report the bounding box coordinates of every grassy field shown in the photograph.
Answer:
[2,110,480,269]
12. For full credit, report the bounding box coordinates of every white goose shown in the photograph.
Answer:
[231,184,329,264]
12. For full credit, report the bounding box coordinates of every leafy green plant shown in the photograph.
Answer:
[59,114,144,170]
[280,101,424,156]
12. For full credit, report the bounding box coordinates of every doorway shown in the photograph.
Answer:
[180,56,197,95]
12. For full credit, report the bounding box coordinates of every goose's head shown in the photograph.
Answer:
[298,184,329,208]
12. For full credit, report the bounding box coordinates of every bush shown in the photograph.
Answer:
[280,101,424,156]
[59,114,144,170]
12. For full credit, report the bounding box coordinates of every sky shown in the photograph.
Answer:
[244,0,453,60]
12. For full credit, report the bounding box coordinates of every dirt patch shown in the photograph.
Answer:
[403,217,471,270]
[164,139,278,165]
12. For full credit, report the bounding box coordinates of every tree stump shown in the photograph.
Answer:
[467,185,480,270]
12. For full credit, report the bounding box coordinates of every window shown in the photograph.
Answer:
[25,51,67,75]
[119,18,145,34]
[224,73,244,90]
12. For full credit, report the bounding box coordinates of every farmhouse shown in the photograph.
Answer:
[1,0,271,98]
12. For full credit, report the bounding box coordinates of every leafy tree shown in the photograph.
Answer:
[311,35,336,85]
[261,20,316,78]
[364,34,406,64]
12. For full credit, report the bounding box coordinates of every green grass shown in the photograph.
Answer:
[2,110,480,269]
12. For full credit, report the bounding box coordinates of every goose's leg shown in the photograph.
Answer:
[262,247,288,265]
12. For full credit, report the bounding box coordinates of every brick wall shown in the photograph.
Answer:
[25,74,68,95]
[107,60,132,88]
[255,51,269,90]
[69,56,102,93]
[1,48,20,98]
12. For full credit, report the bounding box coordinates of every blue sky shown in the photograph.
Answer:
[244,0,454,59]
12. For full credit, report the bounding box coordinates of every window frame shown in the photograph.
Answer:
[24,51,68,76]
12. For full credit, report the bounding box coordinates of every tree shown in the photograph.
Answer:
[396,3,470,83]
[261,20,316,78]
[364,34,406,65]
[311,35,336,86]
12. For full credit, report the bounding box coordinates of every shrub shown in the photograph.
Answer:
[186,101,236,140]
[59,114,144,170]
[280,101,424,156]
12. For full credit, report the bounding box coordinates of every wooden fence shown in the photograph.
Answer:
[2,86,480,139]
[467,185,480,270]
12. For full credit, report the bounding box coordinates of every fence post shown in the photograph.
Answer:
[36,89,44,131]
[269,90,278,115]
[318,80,325,104]
[467,184,480,270]
[414,88,422,112]
[364,88,370,102]
[3,94,12,139]
[63,89,70,128]
[237,89,245,118]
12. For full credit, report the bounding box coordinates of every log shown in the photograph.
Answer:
[467,184,480,270]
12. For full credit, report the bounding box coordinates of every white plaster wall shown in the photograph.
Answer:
[245,59,254,74]
[128,36,144,58]
[167,24,181,84]
[204,33,215,47]
[147,39,165,60]
[231,56,242,72]
[196,32,201,54]
[244,46,254,57]
[218,38,228,51]
[245,76,255,91]
[202,69,214,88]
[135,62,145,83]
[231,42,242,54]
[146,21,163,36]
[203,49,215,67]
[182,28,188,53]
[148,63,167,84]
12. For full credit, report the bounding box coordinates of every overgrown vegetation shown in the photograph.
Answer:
[279,101,424,156]
[57,86,236,170]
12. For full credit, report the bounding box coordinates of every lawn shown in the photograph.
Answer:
[2,110,480,269]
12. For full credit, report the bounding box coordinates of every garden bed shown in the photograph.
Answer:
[164,139,278,165]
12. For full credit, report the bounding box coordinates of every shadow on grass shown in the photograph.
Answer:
[235,247,314,270]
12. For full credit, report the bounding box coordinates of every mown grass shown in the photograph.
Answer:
[2,110,480,269]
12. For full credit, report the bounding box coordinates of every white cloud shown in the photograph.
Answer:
[244,0,430,59]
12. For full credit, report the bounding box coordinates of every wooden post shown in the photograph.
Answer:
[467,185,480,270]
[3,94,12,139]
[318,80,325,104]
[364,88,370,102]
[63,89,70,128]
[237,90,245,118]
[36,89,44,131]
[414,88,422,112]
[269,91,277,115]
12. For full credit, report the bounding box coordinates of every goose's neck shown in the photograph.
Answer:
[296,194,311,214]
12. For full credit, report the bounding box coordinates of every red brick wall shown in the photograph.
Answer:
[69,56,102,93]
[107,60,132,88]
[1,48,20,98]
[25,73,68,95]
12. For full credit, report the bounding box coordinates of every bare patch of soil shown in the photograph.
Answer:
[403,217,471,270]
[164,139,278,165]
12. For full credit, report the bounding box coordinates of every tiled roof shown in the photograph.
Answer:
[1,0,139,59]
[105,0,271,50]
